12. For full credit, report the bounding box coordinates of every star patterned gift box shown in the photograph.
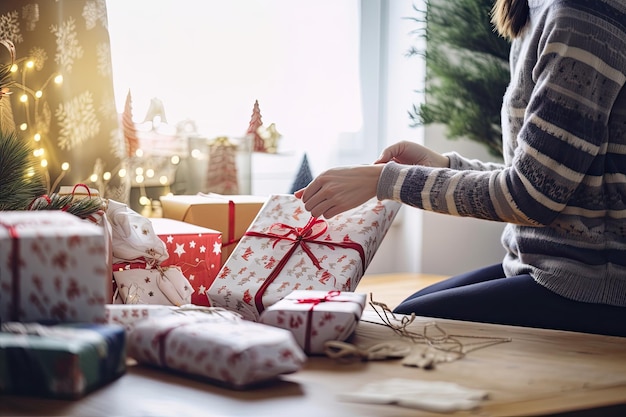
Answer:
[0,210,109,323]
[0,322,126,399]
[150,218,222,306]
[159,194,266,265]
[207,194,401,321]
[112,262,194,306]
[126,306,306,389]
[259,290,367,355]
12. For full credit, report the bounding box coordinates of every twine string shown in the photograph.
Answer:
[348,293,512,368]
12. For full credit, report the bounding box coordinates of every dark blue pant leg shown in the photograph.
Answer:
[393,264,626,337]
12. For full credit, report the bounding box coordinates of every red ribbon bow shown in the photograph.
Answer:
[245,217,365,315]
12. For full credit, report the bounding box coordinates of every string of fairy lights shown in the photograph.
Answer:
[10,53,183,209]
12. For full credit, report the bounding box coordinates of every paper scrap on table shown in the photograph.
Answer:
[337,378,489,413]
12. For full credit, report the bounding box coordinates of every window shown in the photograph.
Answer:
[107,0,368,194]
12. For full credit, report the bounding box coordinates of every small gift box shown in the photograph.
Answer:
[159,194,266,264]
[0,210,109,323]
[207,194,400,321]
[259,290,367,354]
[150,218,222,305]
[127,307,306,389]
[105,304,177,332]
[0,322,126,398]
[112,263,193,306]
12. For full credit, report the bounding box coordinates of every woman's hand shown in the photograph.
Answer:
[376,140,450,168]
[294,164,384,219]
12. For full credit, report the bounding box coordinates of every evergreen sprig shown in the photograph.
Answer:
[29,192,104,219]
[407,0,511,157]
[0,130,47,211]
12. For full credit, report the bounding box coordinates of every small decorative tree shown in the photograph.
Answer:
[122,89,139,158]
[246,100,266,152]
[407,0,511,157]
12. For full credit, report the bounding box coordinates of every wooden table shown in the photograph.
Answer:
[2,273,626,417]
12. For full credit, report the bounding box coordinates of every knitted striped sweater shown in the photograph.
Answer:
[377,0,626,306]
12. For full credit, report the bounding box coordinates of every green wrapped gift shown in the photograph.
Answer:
[0,322,126,399]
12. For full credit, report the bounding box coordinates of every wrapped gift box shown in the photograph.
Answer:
[207,194,401,321]
[0,211,109,323]
[150,218,221,306]
[259,290,367,354]
[112,262,193,306]
[105,304,177,332]
[0,322,126,398]
[127,307,306,389]
[159,194,266,264]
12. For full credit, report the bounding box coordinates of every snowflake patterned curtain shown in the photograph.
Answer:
[0,0,128,202]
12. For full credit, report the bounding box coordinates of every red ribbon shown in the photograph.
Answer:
[27,183,93,211]
[223,199,237,248]
[244,217,365,315]
[0,222,21,321]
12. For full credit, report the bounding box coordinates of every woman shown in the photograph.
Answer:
[295,0,626,337]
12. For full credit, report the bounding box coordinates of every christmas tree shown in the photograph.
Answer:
[246,100,266,152]
[289,153,313,194]
[205,137,239,194]
[407,0,511,157]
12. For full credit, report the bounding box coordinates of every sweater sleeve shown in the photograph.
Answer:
[378,3,626,226]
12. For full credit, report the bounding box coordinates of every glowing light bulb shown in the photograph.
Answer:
[171,155,180,165]
[136,175,144,183]
[159,176,168,185]
[191,149,201,159]
[139,196,151,206]
[103,171,111,181]
[54,74,63,84]
[135,149,144,157]
[61,162,70,171]
[35,90,43,99]
[20,94,27,103]
[10,64,17,72]
[19,123,27,130]
[90,174,98,182]
[118,168,127,178]
[26,61,34,69]
[34,133,41,142]
[41,159,48,167]
[135,167,143,175]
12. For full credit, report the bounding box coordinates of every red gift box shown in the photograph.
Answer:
[150,218,221,306]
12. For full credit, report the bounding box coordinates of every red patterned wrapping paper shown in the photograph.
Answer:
[150,218,222,306]
[0,211,109,323]
[207,194,401,321]
[127,308,306,388]
[259,290,367,354]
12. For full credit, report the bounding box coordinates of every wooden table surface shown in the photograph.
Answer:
[2,273,625,417]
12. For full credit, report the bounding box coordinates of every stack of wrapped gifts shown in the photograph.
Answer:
[159,193,267,264]
[207,194,401,321]
[0,191,401,396]
[0,210,127,398]
[109,201,221,307]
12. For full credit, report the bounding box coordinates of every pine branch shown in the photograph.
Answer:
[28,192,104,218]
[0,130,46,210]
